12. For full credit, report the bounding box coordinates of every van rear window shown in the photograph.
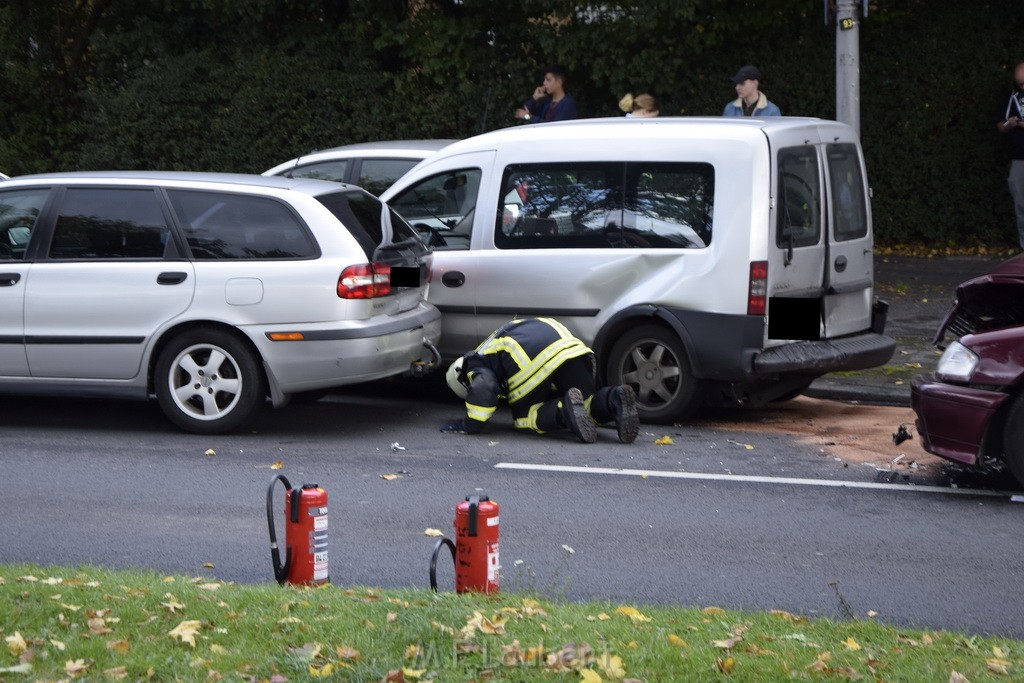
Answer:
[495,162,714,249]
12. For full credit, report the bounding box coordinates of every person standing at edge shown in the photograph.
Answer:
[441,317,639,444]
[998,62,1024,250]
[514,65,578,123]
[723,64,781,117]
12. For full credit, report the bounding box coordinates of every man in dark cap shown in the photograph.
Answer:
[723,65,781,117]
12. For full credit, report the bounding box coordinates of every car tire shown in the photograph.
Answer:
[605,324,704,424]
[1001,393,1024,487]
[155,327,266,434]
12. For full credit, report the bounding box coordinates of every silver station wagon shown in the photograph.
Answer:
[0,172,441,433]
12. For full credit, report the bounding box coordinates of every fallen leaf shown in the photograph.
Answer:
[103,666,129,680]
[168,620,202,647]
[843,636,862,651]
[986,658,1010,675]
[948,672,970,683]
[308,662,334,677]
[65,659,91,676]
[278,616,302,624]
[50,639,66,651]
[667,634,688,647]
[654,435,674,445]
[380,473,400,481]
[204,448,216,456]
[381,670,407,683]
[716,657,736,674]
[405,644,421,659]
[424,528,444,537]
[107,640,131,653]
[88,617,113,634]
[402,668,426,680]
[202,562,216,569]
[993,645,1007,658]
[769,609,805,622]
[271,460,284,470]
[0,664,32,674]
[210,644,226,654]
[727,438,754,449]
[579,669,603,683]
[613,606,651,623]
[713,636,743,649]
[702,606,725,616]
[197,583,221,591]
[161,599,186,613]
[5,632,27,656]
[336,645,361,660]
[597,653,625,678]
[866,610,878,618]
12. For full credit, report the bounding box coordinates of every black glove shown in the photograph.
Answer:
[440,418,471,433]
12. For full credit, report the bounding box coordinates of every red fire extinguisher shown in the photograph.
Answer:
[266,474,329,586]
[430,495,500,594]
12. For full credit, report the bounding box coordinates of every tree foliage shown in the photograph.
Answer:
[1,0,1023,245]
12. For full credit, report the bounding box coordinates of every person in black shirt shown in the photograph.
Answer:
[998,62,1024,249]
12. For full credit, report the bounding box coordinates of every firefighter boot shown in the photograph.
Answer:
[559,388,597,443]
[609,385,639,444]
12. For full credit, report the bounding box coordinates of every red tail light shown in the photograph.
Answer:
[337,262,391,299]
[747,260,768,316]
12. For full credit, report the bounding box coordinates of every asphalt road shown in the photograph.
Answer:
[2,378,1022,639]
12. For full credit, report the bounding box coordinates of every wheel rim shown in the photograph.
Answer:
[619,338,682,409]
[167,343,243,421]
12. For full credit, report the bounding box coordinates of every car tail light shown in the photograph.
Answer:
[337,262,391,299]
[748,260,768,316]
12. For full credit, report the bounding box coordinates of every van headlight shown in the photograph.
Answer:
[935,341,979,382]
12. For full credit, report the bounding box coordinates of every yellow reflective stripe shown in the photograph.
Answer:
[507,341,591,403]
[513,402,545,433]
[537,317,576,339]
[466,403,496,422]
[480,337,532,372]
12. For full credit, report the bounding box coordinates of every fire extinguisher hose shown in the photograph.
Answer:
[429,537,456,592]
[266,474,293,585]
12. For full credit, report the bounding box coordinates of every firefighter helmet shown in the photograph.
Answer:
[446,357,469,399]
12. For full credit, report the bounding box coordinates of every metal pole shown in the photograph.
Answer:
[835,0,861,136]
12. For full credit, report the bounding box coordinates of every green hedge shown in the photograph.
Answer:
[1,0,1022,246]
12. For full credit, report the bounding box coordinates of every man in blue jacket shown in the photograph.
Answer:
[441,317,638,444]
[723,65,781,117]
[514,65,579,123]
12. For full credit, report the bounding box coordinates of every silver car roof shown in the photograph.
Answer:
[5,170,354,197]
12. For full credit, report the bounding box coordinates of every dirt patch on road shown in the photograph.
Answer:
[693,396,943,472]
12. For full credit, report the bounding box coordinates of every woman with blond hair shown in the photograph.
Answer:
[618,92,659,118]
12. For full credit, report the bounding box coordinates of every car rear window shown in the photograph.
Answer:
[167,190,317,260]
[315,190,391,258]
[495,161,714,249]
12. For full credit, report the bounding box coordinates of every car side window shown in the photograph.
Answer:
[358,159,418,197]
[777,146,822,249]
[388,169,481,250]
[827,143,869,242]
[49,188,170,259]
[285,160,349,183]
[167,190,317,260]
[0,188,49,260]
[495,162,714,249]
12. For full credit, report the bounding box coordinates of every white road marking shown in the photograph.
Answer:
[494,462,1018,498]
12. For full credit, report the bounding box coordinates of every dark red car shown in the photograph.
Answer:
[912,254,1024,487]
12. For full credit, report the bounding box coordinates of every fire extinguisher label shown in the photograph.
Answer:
[314,514,328,531]
[487,516,499,527]
[314,554,328,581]
[487,543,500,584]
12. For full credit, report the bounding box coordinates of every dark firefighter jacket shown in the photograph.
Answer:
[460,317,593,429]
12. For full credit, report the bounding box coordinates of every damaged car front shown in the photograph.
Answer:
[911,254,1024,486]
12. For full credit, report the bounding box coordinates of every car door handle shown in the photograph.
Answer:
[833,255,848,273]
[157,271,188,285]
[0,272,21,286]
[441,271,465,288]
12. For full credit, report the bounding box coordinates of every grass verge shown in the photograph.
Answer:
[1,564,1020,681]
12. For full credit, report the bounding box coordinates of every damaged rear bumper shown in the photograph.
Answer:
[910,374,1010,466]
[753,332,896,375]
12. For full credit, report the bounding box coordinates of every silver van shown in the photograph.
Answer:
[381,117,894,423]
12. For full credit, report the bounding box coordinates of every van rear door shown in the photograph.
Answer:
[821,140,874,337]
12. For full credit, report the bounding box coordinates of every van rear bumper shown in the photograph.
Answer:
[753,332,896,374]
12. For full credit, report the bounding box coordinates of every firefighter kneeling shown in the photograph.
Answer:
[441,317,639,444]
